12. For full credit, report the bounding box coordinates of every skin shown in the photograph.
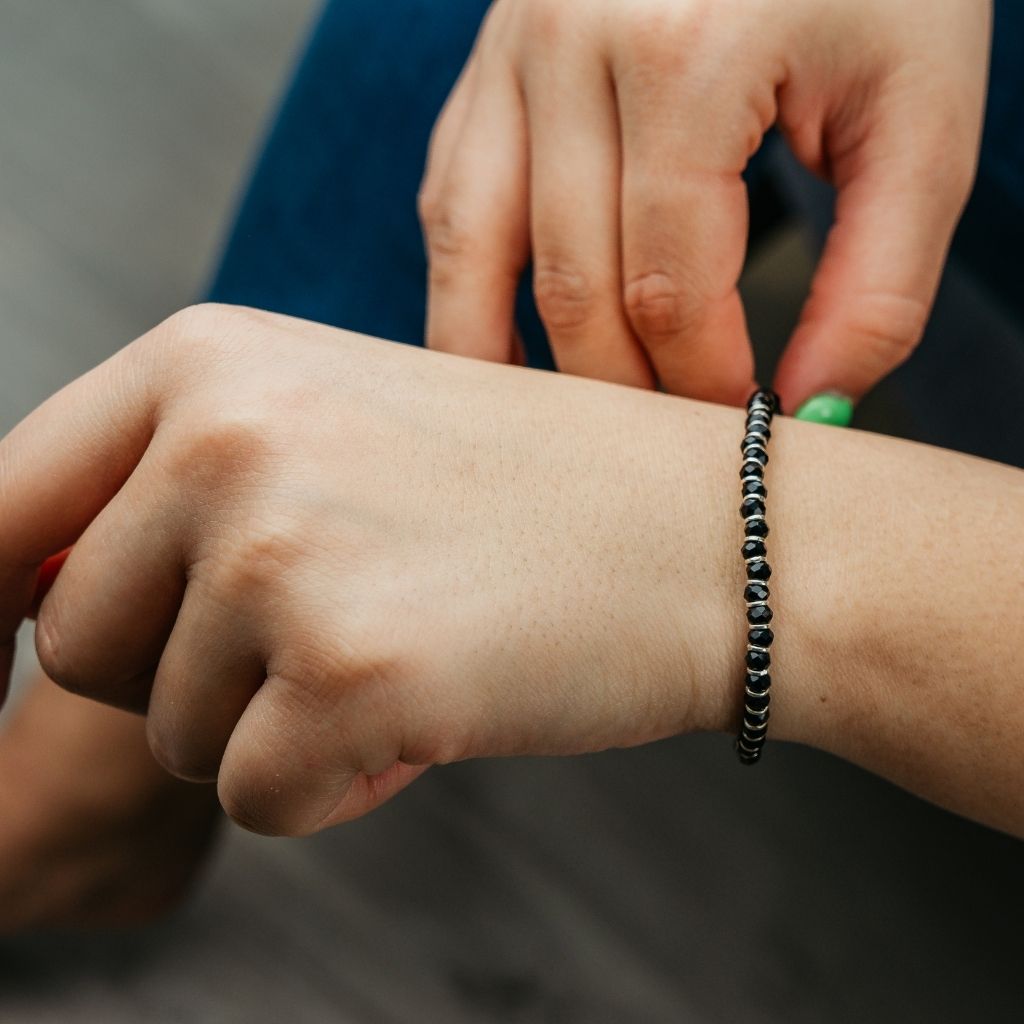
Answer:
[0,676,220,932]
[420,0,992,409]
[0,305,1020,885]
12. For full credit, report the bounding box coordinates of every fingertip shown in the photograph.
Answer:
[791,391,855,427]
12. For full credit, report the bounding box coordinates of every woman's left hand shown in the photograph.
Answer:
[0,304,737,837]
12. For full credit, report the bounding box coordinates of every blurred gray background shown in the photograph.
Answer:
[0,0,317,430]
[0,2,1021,1023]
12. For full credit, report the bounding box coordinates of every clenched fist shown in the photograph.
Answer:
[0,304,744,837]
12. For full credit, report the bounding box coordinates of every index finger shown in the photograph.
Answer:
[0,330,161,702]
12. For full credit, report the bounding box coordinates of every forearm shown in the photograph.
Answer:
[638,390,1023,835]
[779,419,1022,837]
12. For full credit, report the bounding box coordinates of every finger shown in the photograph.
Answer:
[773,113,977,412]
[422,57,530,362]
[615,50,757,404]
[217,669,429,837]
[32,459,186,711]
[146,571,267,783]
[525,29,654,388]
[420,52,479,207]
[0,340,159,702]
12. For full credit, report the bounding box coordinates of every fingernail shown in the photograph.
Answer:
[794,391,854,427]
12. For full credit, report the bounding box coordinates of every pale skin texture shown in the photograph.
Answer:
[420,0,992,408]
[0,303,1020,928]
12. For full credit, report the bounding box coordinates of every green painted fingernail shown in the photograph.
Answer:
[794,391,854,427]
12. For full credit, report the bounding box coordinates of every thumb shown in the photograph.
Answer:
[774,103,978,414]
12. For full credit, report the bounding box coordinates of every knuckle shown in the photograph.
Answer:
[206,519,307,600]
[277,630,403,729]
[416,180,443,230]
[621,6,703,68]
[145,303,231,358]
[623,272,694,341]
[139,303,264,382]
[420,196,475,269]
[523,0,571,42]
[160,410,276,496]
[533,264,601,332]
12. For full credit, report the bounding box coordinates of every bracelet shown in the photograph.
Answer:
[736,387,781,765]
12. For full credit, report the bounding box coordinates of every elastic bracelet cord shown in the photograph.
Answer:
[736,387,781,765]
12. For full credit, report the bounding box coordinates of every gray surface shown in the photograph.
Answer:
[0,0,317,426]
[1,2,1023,1022]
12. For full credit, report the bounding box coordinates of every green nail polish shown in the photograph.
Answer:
[794,392,854,427]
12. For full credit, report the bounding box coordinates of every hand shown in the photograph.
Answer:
[0,673,220,932]
[0,304,738,838]
[419,0,991,409]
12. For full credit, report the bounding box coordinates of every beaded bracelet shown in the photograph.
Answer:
[736,387,781,765]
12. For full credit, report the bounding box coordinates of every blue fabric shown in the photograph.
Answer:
[953,1,1024,317]
[208,0,496,352]
[207,0,1023,349]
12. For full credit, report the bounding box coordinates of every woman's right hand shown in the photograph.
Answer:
[421,0,992,410]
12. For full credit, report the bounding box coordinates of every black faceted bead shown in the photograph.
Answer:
[746,648,771,672]
[742,447,768,466]
[744,583,770,603]
[746,671,771,692]
[740,497,766,518]
[748,626,774,648]
[745,518,769,538]
[742,480,767,499]
[741,539,766,560]
[737,751,760,766]
[747,604,773,626]
[741,434,767,453]
[745,691,770,713]
[747,559,771,581]
[740,460,764,480]
[745,421,771,440]
[747,388,776,413]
